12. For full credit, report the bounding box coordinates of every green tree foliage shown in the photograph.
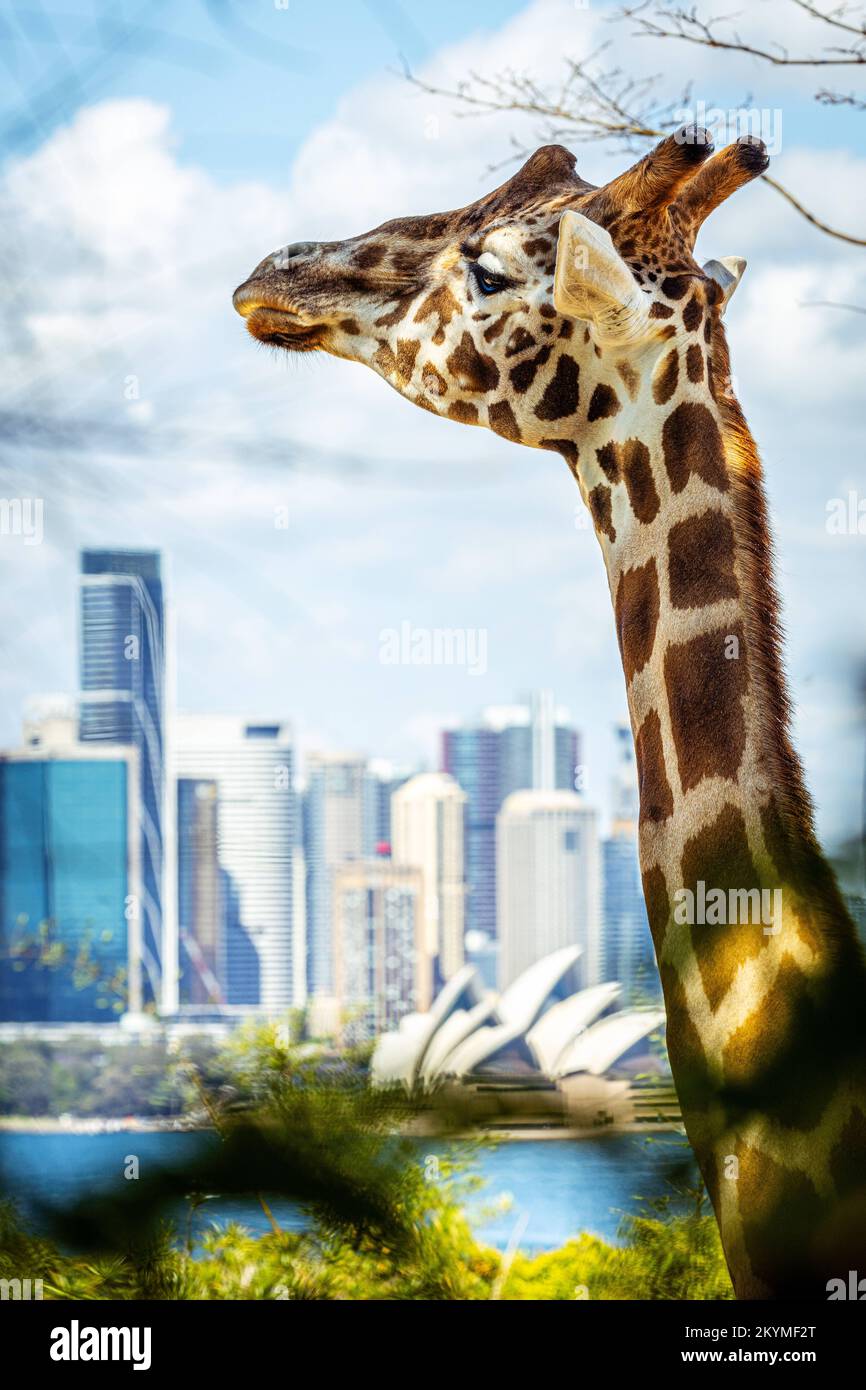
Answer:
[0,1026,733,1299]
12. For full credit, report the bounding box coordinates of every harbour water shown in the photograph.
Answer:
[0,1129,698,1251]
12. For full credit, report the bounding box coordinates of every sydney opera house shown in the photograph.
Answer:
[371,946,677,1130]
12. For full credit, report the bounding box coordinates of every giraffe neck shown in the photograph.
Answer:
[573,342,866,1298]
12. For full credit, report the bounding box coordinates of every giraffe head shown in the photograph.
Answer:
[233,131,767,479]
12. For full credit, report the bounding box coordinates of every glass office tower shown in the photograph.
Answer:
[174,716,298,1012]
[79,550,165,1009]
[0,748,140,1022]
[441,696,581,943]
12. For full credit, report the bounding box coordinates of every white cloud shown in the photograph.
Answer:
[0,0,864,845]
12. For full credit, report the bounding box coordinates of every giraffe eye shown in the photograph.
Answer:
[471,264,507,296]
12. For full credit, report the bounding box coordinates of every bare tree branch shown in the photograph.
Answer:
[791,1,866,41]
[799,298,866,311]
[816,85,866,105]
[622,3,866,66]
[763,173,866,243]
[406,1,866,249]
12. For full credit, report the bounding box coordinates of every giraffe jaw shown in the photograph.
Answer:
[232,283,325,352]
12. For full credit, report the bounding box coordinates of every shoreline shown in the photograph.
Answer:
[0,1115,683,1139]
[0,1116,209,1134]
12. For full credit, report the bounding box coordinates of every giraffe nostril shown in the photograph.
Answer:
[272,241,318,270]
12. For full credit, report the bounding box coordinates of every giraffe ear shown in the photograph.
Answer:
[553,210,651,346]
[703,256,747,312]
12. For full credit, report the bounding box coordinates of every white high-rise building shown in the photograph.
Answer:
[173,716,298,1014]
[497,789,601,989]
[304,752,376,1001]
[391,772,466,988]
[332,859,426,1043]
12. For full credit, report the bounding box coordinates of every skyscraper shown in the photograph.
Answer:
[78,549,166,1012]
[602,724,658,998]
[391,772,466,989]
[497,789,601,989]
[174,716,299,1013]
[0,740,141,1023]
[332,859,426,1044]
[441,694,580,945]
[304,753,378,999]
[177,778,224,1007]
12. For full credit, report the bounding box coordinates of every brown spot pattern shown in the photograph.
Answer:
[680,803,764,1012]
[509,345,552,393]
[652,349,679,405]
[484,314,511,343]
[668,509,739,609]
[621,439,660,524]
[505,326,535,356]
[662,401,728,494]
[414,284,460,331]
[615,558,660,683]
[682,294,703,332]
[596,442,619,483]
[616,360,639,399]
[658,959,713,1113]
[373,342,397,377]
[661,274,689,299]
[587,382,621,422]
[446,333,500,393]
[589,482,616,541]
[735,1142,829,1295]
[489,399,521,442]
[395,338,419,384]
[642,864,670,948]
[534,355,579,420]
[353,242,386,269]
[664,624,748,792]
[686,343,704,382]
[447,400,478,424]
[635,708,674,825]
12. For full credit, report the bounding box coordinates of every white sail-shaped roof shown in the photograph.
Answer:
[370,965,483,1088]
[527,982,621,1076]
[556,1008,665,1077]
[437,946,583,1079]
[418,995,498,1084]
[496,945,582,1028]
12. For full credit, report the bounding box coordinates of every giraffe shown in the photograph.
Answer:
[233,130,866,1299]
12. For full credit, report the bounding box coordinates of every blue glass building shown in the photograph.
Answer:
[441,702,580,943]
[602,724,659,999]
[602,832,659,1000]
[304,755,379,997]
[0,750,139,1022]
[79,550,165,1009]
[177,778,224,1006]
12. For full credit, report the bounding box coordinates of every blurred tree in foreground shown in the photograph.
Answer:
[0,1025,731,1300]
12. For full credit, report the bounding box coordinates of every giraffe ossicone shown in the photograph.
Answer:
[234,128,866,1301]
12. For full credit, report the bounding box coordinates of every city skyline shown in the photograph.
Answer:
[0,542,656,1030]
[1,0,864,864]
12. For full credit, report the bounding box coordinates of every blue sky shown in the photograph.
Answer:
[0,1,528,173]
[1,0,864,851]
